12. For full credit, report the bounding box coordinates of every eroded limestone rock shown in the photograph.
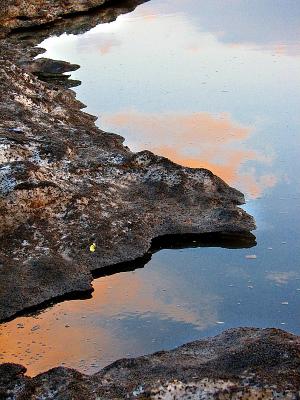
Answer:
[0,0,115,30]
[0,0,254,321]
[1,328,300,399]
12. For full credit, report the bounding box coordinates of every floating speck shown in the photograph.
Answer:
[31,325,40,332]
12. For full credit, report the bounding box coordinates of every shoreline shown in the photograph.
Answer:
[1,1,297,398]
[0,0,254,322]
[1,327,300,398]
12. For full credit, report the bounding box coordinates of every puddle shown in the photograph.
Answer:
[1,0,300,376]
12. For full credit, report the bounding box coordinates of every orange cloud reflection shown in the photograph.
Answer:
[97,38,121,55]
[102,110,277,198]
[0,263,218,377]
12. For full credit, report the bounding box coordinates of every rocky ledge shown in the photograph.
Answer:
[0,1,298,399]
[0,0,255,322]
[0,0,131,30]
[1,328,300,399]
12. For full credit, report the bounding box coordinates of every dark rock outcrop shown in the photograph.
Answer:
[0,0,119,30]
[1,328,300,399]
[0,0,255,321]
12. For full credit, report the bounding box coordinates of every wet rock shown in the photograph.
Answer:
[1,328,300,398]
[0,0,255,321]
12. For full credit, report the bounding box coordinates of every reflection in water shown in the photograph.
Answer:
[0,233,256,376]
[1,0,300,377]
[102,110,276,197]
[140,0,300,55]
[2,226,300,376]
[40,0,300,199]
[266,271,300,286]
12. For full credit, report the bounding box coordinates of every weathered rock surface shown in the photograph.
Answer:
[1,328,300,399]
[1,2,297,400]
[0,0,122,30]
[0,0,256,321]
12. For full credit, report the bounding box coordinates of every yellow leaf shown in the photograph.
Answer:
[90,243,96,252]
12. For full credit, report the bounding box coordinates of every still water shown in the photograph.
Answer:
[1,0,300,376]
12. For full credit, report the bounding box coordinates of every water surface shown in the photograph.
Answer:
[1,0,300,376]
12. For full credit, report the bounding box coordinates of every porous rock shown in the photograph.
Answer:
[1,328,300,399]
[0,0,115,30]
[0,0,254,321]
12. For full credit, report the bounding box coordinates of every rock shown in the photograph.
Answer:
[0,3,294,400]
[0,0,115,30]
[1,328,300,398]
[22,58,81,89]
[0,0,254,322]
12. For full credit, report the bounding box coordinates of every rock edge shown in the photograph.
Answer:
[1,328,300,399]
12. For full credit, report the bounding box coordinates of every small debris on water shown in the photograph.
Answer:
[281,302,289,305]
[245,255,257,259]
[31,325,40,331]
